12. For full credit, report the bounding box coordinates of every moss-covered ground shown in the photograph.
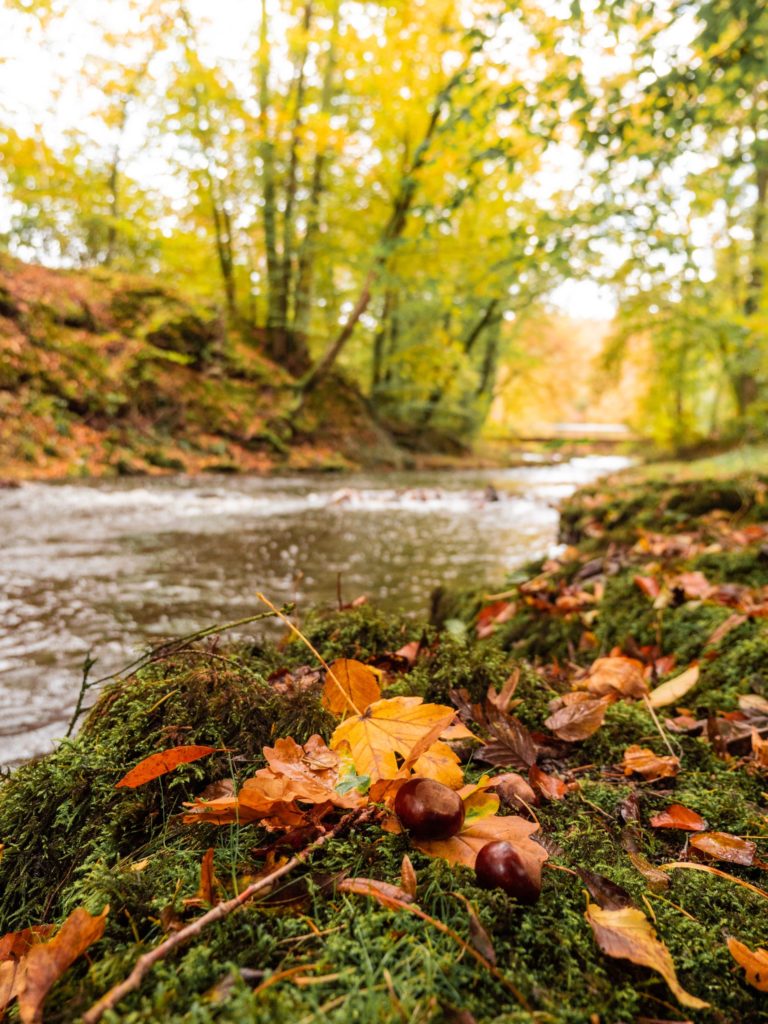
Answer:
[2,468,768,1023]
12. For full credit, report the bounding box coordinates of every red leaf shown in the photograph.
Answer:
[115,745,219,788]
[649,804,707,832]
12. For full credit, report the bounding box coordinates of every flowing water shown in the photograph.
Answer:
[0,455,629,765]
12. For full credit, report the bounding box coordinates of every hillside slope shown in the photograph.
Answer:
[0,257,403,479]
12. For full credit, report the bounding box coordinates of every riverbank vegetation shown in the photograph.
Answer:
[1,0,765,470]
[2,463,768,1022]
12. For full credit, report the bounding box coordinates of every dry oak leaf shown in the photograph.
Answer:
[413,813,548,887]
[115,745,219,788]
[649,804,707,832]
[689,832,757,866]
[727,937,768,992]
[648,665,700,709]
[330,696,457,783]
[582,656,648,699]
[545,694,612,741]
[321,658,381,716]
[15,906,108,1024]
[585,902,708,1009]
[621,746,680,781]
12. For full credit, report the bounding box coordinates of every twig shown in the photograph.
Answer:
[82,806,379,1024]
[641,695,682,762]
[65,650,97,736]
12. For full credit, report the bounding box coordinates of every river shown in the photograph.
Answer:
[0,455,628,765]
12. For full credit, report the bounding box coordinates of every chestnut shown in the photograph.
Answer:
[394,778,465,840]
[475,840,540,904]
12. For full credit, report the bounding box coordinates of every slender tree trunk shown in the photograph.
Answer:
[463,299,500,355]
[205,167,237,320]
[371,290,393,393]
[734,141,767,416]
[258,0,284,361]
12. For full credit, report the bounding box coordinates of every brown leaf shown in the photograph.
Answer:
[627,851,670,892]
[486,671,521,713]
[621,746,680,781]
[16,906,108,1024]
[330,696,457,783]
[582,656,648,699]
[648,665,700,709]
[0,928,54,964]
[544,694,611,741]
[476,704,537,770]
[689,832,756,866]
[453,893,497,965]
[400,855,417,898]
[413,813,548,888]
[337,878,414,911]
[574,868,634,910]
[705,613,748,648]
[634,575,661,599]
[585,903,708,1009]
[528,764,575,801]
[492,772,539,811]
[649,804,707,832]
[476,601,516,639]
[184,848,220,908]
[115,745,218,788]
[727,937,768,992]
[673,571,715,601]
[752,729,768,770]
[321,659,381,717]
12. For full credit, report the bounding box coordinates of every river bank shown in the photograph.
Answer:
[1,456,767,1022]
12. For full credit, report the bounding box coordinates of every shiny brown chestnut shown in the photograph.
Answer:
[394,778,465,840]
[474,840,541,904]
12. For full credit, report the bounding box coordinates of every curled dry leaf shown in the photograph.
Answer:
[585,903,708,1009]
[648,665,700,709]
[528,764,575,801]
[727,937,768,992]
[330,696,457,783]
[689,832,756,866]
[184,848,220,908]
[621,746,680,781]
[15,906,109,1024]
[544,694,612,741]
[115,745,219,788]
[337,877,414,910]
[582,656,648,699]
[321,658,381,717]
[400,855,417,898]
[492,772,538,811]
[649,804,707,832]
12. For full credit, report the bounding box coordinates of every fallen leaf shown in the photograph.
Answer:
[330,696,457,783]
[705,613,748,647]
[634,575,661,599]
[529,764,574,801]
[321,659,381,717]
[621,746,680,781]
[574,868,634,910]
[115,745,218,788]
[413,813,548,888]
[184,848,220,908]
[689,832,756,866]
[544,694,611,741]
[412,740,463,789]
[649,804,707,832]
[476,704,537,769]
[453,893,497,964]
[627,851,670,892]
[582,656,648,699]
[476,601,516,639]
[673,571,715,601]
[585,903,708,1009]
[337,877,414,910]
[400,855,417,898]
[752,729,768,770]
[492,772,539,811]
[727,937,768,992]
[0,928,54,963]
[16,906,108,1024]
[648,665,700,709]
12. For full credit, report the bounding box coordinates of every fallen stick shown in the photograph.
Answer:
[82,805,380,1024]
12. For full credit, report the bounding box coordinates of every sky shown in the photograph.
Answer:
[0,0,622,318]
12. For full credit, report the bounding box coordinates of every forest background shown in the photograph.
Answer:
[0,0,765,467]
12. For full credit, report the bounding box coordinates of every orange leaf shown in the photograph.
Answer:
[585,903,708,1009]
[545,694,611,741]
[412,741,463,789]
[337,877,415,910]
[413,813,548,887]
[0,928,54,964]
[727,937,768,992]
[115,745,218,788]
[649,804,707,832]
[621,745,680,781]
[184,848,220,908]
[634,575,661,599]
[322,659,381,717]
[582,656,648,699]
[16,907,108,1024]
[529,764,575,800]
[689,832,756,866]
[400,855,417,898]
[330,696,457,783]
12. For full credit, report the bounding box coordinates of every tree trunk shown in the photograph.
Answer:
[258,0,284,362]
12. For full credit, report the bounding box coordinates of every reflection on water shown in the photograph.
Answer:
[0,455,629,764]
